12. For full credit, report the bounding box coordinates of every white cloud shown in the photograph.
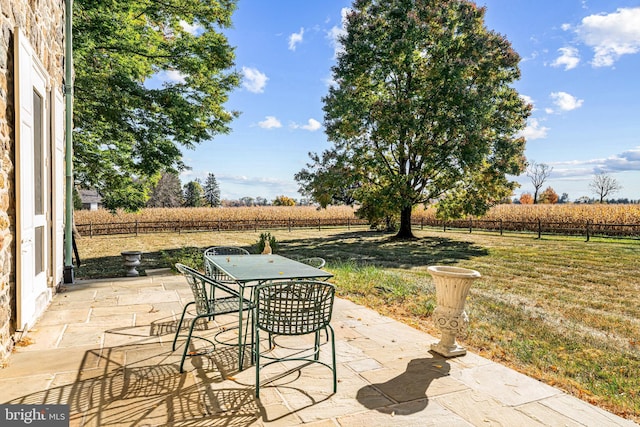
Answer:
[258,116,282,129]
[291,118,322,131]
[551,146,640,174]
[180,20,201,35]
[520,95,535,111]
[242,66,268,93]
[289,28,304,51]
[550,91,584,111]
[154,70,186,84]
[576,7,640,67]
[561,23,572,31]
[327,7,350,58]
[551,47,580,70]
[518,118,549,140]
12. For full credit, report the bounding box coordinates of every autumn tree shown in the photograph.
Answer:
[589,172,622,203]
[302,0,529,238]
[526,161,553,204]
[273,195,296,206]
[73,0,240,211]
[147,172,183,207]
[203,173,221,207]
[519,193,534,204]
[539,186,558,204]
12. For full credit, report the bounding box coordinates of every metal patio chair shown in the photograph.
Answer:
[173,263,254,373]
[253,280,337,398]
[299,257,326,269]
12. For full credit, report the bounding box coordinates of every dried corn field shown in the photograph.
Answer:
[74,204,640,238]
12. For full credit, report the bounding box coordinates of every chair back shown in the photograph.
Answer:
[300,257,326,269]
[204,247,250,279]
[255,280,335,336]
[204,246,250,256]
[176,264,212,316]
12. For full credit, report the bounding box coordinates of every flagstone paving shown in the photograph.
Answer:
[1,274,637,426]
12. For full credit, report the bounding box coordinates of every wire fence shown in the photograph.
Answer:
[76,216,640,241]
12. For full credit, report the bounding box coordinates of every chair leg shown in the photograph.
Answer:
[179,315,200,373]
[329,325,337,393]
[255,328,261,398]
[173,301,194,351]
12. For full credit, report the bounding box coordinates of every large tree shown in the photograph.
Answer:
[589,172,622,203]
[526,161,553,204]
[73,0,240,211]
[147,172,183,207]
[183,180,204,207]
[304,0,529,238]
[203,173,221,207]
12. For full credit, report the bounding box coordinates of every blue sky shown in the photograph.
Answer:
[175,0,640,202]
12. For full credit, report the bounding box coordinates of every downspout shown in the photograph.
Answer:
[63,0,74,283]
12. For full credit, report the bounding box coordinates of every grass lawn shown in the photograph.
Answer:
[73,226,640,422]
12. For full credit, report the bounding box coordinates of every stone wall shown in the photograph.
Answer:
[0,0,65,362]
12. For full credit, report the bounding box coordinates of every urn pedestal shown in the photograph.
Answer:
[428,265,481,357]
[121,251,142,277]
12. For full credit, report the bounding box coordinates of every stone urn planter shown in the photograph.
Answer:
[121,251,142,277]
[428,265,481,357]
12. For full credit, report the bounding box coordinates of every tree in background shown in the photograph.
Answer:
[148,172,183,208]
[308,0,529,238]
[273,195,296,206]
[183,180,204,207]
[73,0,240,211]
[273,196,296,206]
[296,148,359,208]
[539,186,558,204]
[589,172,622,203]
[559,193,570,204]
[519,193,534,204]
[203,173,221,207]
[526,161,553,204]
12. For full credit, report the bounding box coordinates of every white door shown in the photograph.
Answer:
[15,28,51,331]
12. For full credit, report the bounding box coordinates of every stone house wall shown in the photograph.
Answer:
[0,0,65,362]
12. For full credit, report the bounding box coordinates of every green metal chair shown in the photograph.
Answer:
[203,246,250,279]
[253,280,336,398]
[173,263,253,373]
[299,257,326,269]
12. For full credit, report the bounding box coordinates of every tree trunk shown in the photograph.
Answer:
[395,206,415,239]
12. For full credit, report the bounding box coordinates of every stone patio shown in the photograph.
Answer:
[0,273,637,426]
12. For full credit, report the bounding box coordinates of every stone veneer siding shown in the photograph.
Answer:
[0,0,65,362]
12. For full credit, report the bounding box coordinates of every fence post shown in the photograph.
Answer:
[469,217,473,233]
[90,221,93,238]
[135,220,139,237]
[421,218,424,230]
[255,219,258,232]
[177,220,181,234]
[288,218,292,232]
[499,219,503,236]
[318,219,321,231]
[348,218,350,230]
[443,221,446,232]
[586,220,591,242]
[537,218,541,239]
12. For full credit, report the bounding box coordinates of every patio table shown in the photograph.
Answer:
[204,254,333,370]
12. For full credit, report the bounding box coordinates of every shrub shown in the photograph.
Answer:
[253,232,279,254]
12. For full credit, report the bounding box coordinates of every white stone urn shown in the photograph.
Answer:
[121,251,142,277]
[428,265,481,357]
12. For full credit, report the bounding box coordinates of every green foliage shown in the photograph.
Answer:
[72,0,241,210]
[183,180,204,207]
[203,173,221,207]
[73,188,83,210]
[308,0,529,237]
[161,246,204,272]
[253,232,279,254]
